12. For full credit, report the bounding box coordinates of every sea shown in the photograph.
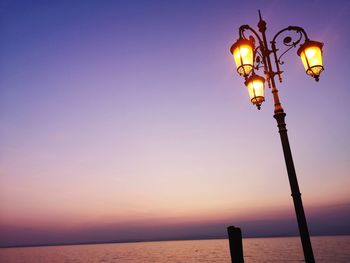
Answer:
[0,235,349,263]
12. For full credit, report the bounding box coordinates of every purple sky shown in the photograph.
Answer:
[0,0,350,247]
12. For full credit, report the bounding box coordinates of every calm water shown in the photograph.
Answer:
[1,236,349,263]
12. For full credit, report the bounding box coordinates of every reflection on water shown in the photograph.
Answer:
[0,236,349,263]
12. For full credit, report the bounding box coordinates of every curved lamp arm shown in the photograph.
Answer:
[239,24,263,43]
[239,25,270,84]
[270,26,309,82]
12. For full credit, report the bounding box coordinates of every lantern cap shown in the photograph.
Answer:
[244,74,265,86]
[297,40,323,56]
[230,38,254,55]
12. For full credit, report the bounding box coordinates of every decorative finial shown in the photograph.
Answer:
[257,10,266,32]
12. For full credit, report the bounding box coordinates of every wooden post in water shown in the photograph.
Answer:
[227,226,244,263]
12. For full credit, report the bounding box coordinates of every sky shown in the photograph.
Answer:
[0,0,349,247]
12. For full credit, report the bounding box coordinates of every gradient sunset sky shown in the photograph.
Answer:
[0,0,349,247]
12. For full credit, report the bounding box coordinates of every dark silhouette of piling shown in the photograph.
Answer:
[227,226,244,263]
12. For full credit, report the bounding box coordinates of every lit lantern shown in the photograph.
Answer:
[245,74,265,109]
[230,38,254,77]
[297,40,324,81]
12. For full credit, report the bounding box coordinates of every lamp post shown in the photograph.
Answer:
[230,11,324,263]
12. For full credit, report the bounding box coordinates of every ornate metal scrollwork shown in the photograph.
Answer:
[254,47,265,70]
[271,26,309,82]
[238,25,270,85]
[277,32,302,65]
[237,24,309,84]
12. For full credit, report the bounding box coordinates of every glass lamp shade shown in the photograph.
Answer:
[297,40,324,81]
[245,74,265,109]
[230,38,254,77]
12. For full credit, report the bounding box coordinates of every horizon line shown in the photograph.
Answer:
[2,233,350,249]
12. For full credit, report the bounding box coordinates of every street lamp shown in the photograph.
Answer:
[230,38,254,76]
[298,40,324,81]
[230,11,324,263]
[245,74,265,109]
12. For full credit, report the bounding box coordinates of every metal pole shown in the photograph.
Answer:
[274,112,315,263]
[257,12,315,263]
